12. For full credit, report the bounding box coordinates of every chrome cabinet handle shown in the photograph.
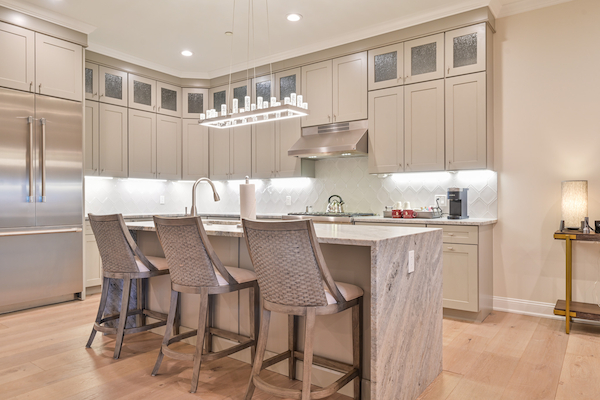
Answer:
[328,115,331,122]
[40,118,47,202]
[100,94,104,98]
[447,67,450,75]
[93,92,97,97]
[38,83,42,93]
[333,115,336,122]
[29,82,33,92]
[27,116,34,202]
[0,228,82,237]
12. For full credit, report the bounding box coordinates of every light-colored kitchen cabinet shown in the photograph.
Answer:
[0,21,35,92]
[128,109,156,179]
[404,33,444,84]
[182,119,209,180]
[182,88,208,118]
[99,66,128,107]
[85,230,102,287]
[301,60,332,127]
[253,74,275,104]
[368,43,403,91]
[333,52,368,123]
[35,33,82,102]
[276,68,300,102]
[99,103,128,177]
[231,80,250,111]
[129,74,156,112]
[252,122,276,179]
[84,101,99,175]
[404,79,445,172]
[157,81,181,117]
[445,23,486,77]
[442,243,479,312]
[368,86,404,174]
[445,72,487,171]
[209,126,252,180]
[209,84,228,114]
[156,114,181,180]
[85,62,99,101]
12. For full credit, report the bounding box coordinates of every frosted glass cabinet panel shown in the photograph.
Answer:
[209,84,228,114]
[404,34,444,84]
[99,66,128,107]
[253,75,275,104]
[129,74,156,112]
[182,119,209,180]
[368,43,403,91]
[182,88,208,118]
[157,81,181,117]
[0,21,35,92]
[445,24,486,77]
[35,33,82,101]
[85,62,99,101]
[368,86,404,174]
[404,80,445,172]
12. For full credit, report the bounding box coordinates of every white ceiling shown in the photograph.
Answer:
[0,0,571,79]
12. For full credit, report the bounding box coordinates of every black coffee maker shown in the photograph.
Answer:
[448,188,469,219]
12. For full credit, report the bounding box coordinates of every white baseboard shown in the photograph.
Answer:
[493,296,600,326]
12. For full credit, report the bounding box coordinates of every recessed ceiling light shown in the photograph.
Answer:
[286,13,302,22]
[181,50,193,57]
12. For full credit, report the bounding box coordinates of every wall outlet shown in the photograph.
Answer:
[408,250,415,273]
[160,196,165,205]
[286,196,292,206]
[435,195,447,206]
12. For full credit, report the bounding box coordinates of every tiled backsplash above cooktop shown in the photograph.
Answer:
[85,158,497,218]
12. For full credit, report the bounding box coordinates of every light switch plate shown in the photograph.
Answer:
[408,250,414,273]
[286,196,292,206]
[160,196,165,205]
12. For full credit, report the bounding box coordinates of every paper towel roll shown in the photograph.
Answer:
[240,182,256,221]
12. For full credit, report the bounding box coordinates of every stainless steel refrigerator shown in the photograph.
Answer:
[0,87,83,313]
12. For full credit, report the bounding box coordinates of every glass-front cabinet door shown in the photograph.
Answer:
[253,75,274,105]
[208,84,228,115]
[128,74,156,112]
[85,62,98,101]
[182,88,208,119]
[157,81,181,117]
[99,66,128,107]
[230,80,250,112]
[404,33,444,84]
[445,24,486,78]
[368,43,404,91]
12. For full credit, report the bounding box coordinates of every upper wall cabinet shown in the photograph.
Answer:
[35,33,82,102]
[0,21,34,92]
[99,103,128,177]
[445,24,486,78]
[276,68,301,101]
[209,126,252,180]
[182,119,209,180]
[368,86,404,174]
[404,33,444,85]
[157,81,181,117]
[182,88,208,119]
[253,75,275,105]
[301,60,332,127]
[333,52,368,123]
[85,62,98,101]
[208,84,228,114]
[156,114,182,180]
[231,80,250,111]
[99,66,128,107]
[84,100,99,175]
[368,43,403,91]
[128,109,156,179]
[129,74,156,112]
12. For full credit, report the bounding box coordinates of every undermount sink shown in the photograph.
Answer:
[203,219,239,226]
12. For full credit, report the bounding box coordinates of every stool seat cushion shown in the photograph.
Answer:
[216,267,257,286]
[136,256,169,272]
[325,282,364,305]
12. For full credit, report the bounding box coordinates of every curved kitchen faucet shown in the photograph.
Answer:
[191,178,220,216]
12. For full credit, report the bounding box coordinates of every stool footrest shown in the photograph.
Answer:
[254,376,301,399]
[262,350,292,370]
[294,350,353,373]
[209,327,249,343]
[124,320,166,335]
[202,339,254,362]
[167,329,199,346]
[163,345,194,361]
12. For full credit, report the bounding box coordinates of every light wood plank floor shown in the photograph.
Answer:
[1,295,599,399]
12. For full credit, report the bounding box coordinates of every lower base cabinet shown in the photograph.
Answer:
[85,222,102,288]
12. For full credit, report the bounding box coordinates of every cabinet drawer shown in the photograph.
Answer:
[428,224,477,244]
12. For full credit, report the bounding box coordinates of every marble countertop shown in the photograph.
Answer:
[126,220,439,246]
[353,216,497,226]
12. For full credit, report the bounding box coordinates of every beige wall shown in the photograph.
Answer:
[493,0,600,305]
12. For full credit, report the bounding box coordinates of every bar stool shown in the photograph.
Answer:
[242,219,364,400]
[86,214,170,359]
[151,216,260,394]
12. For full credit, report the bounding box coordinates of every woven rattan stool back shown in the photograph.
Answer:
[242,219,336,307]
[88,213,150,273]
[154,216,235,287]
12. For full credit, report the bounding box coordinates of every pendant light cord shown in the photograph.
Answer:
[227,0,236,106]
[265,0,273,98]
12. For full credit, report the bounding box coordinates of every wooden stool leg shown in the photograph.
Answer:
[86,277,110,348]
[173,290,181,336]
[113,277,132,359]
[203,294,213,355]
[352,298,363,400]
[288,315,298,380]
[244,306,271,400]
[301,308,317,400]
[250,284,260,363]
[191,288,210,394]
[136,278,144,328]
[152,289,179,376]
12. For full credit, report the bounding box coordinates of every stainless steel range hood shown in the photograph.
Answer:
[288,120,368,159]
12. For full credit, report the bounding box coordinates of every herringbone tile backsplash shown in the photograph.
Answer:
[85,158,497,218]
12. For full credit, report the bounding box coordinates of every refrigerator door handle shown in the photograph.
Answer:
[27,116,34,203]
[0,228,82,237]
[40,118,47,203]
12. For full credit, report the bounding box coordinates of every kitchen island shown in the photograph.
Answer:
[126,220,443,400]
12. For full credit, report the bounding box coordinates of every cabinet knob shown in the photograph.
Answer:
[328,115,331,122]
[447,67,450,75]
[447,247,454,251]
[100,94,104,97]
[38,83,42,92]
[93,92,97,97]
[29,82,33,91]
[101,169,104,172]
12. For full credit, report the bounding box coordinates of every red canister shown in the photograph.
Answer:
[392,209,402,218]
[402,209,415,219]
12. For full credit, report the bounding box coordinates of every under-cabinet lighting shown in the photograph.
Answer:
[85,176,113,180]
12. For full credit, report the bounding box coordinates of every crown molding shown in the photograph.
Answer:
[495,0,574,18]
[0,0,96,34]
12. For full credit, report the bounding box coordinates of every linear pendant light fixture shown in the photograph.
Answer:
[200,0,309,129]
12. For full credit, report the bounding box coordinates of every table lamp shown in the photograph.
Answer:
[561,180,588,230]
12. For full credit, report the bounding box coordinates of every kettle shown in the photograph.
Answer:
[326,195,345,213]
